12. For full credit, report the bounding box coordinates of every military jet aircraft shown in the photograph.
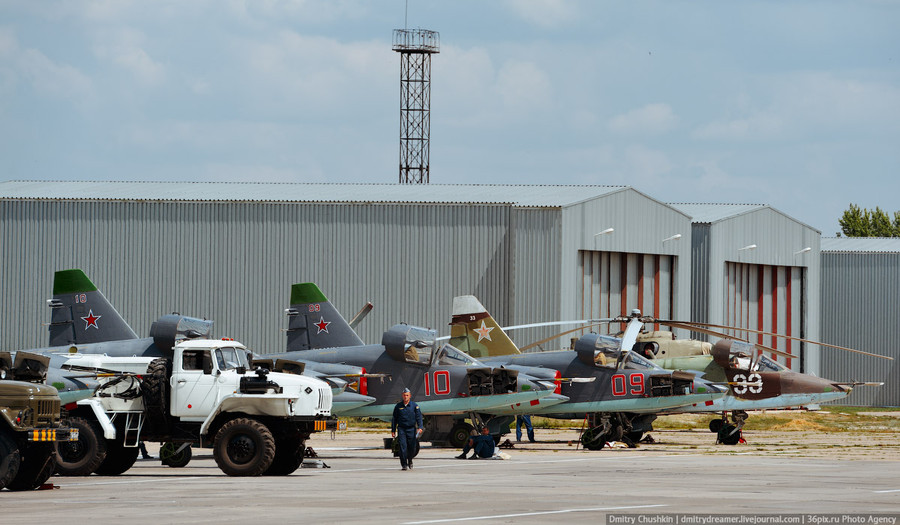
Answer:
[447,296,726,449]
[263,283,569,447]
[626,321,887,443]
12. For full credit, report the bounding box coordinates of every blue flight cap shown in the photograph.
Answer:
[402,387,411,394]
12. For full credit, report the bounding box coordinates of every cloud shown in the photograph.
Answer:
[90,27,165,85]
[692,71,900,142]
[692,113,785,141]
[502,0,579,29]
[17,48,93,102]
[493,60,552,111]
[236,31,394,116]
[608,103,677,136]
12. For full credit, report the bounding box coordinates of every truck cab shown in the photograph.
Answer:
[167,339,332,422]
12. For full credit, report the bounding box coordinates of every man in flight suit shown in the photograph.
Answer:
[391,387,423,471]
[455,426,496,459]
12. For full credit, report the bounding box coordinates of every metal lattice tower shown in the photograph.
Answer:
[392,29,440,184]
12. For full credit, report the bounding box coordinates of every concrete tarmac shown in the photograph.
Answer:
[3,433,899,524]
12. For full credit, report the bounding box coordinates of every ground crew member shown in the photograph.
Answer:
[455,426,496,459]
[516,414,535,443]
[391,387,423,471]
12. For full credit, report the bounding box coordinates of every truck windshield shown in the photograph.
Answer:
[215,347,241,371]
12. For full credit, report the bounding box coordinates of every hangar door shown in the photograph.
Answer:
[723,262,805,370]
[578,251,676,324]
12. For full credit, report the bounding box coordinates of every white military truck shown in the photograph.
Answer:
[57,338,338,477]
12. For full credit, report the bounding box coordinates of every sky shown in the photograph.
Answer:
[1,0,898,236]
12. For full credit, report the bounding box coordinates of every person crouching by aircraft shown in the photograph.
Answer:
[391,388,423,471]
[455,426,496,459]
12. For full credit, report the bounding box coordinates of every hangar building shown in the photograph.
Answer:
[0,181,692,355]
[670,204,822,375]
[820,237,900,406]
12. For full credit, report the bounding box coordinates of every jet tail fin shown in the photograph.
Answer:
[286,283,365,351]
[48,269,139,346]
[449,295,521,359]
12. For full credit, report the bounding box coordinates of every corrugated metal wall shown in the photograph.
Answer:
[698,208,821,375]
[723,262,805,370]
[690,224,711,325]
[0,199,517,354]
[504,208,562,351]
[577,251,675,323]
[560,189,692,341]
[820,252,900,406]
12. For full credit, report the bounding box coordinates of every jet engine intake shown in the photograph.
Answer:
[466,368,518,396]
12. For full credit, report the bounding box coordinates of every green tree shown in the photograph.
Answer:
[839,204,900,237]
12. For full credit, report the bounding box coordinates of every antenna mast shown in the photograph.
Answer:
[392,28,440,184]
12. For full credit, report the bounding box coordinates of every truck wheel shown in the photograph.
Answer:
[448,422,474,449]
[55,417,108,476]
[0,430,22,490]
[213,418,275,477]
[6,443,54,491]
[160,442,192,468]
[263,438,305,476]
[141,358,171,434]
[94,438,139,476]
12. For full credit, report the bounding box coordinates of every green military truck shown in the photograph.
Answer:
[1,351,79,491]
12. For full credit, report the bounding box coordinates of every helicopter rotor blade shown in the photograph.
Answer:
[518,323,607,352]
[653,319,893,361]
[663,321,797,360]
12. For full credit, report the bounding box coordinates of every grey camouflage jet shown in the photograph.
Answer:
[264,283,568,446]
[447,296,726,448]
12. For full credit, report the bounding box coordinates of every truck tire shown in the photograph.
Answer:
[0,430,22,490]
[55,417,108,476]
[94,438,139,476]
[6,443,54,491]
[448,422,474,448]
[160,442,192,468]
[141,358,171,435]
[213,418,275,477]
[263,437,305,476]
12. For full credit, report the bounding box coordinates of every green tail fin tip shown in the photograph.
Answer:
[291,283,328,305]
[53,269,98,295]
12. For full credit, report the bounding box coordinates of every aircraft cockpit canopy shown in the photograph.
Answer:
[712,339,787,372]
[624,351,666,371]
[575,333,663,370]
[756,355,787,372]
[383,324,437,365]
[436,344,485,367]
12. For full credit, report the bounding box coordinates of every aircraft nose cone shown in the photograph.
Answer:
[832,383,852,394]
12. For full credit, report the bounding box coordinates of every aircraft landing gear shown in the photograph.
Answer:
[580,413,634,450]
[713,410,748,445]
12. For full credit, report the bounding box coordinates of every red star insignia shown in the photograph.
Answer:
[315,316,330,334]
[82,310,102,330]
[473,320,494,342]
